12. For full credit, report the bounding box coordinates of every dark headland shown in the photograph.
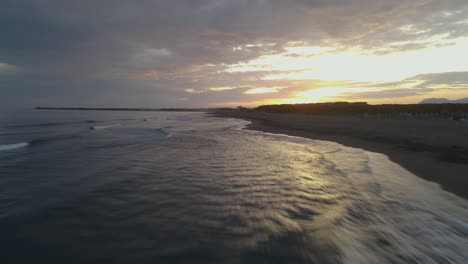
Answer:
[213,102,468,199]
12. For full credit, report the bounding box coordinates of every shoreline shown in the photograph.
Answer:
[212,111,468,199]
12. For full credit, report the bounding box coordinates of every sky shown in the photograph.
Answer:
[1,0,468,108]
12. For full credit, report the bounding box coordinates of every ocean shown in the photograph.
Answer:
[1,109,467,263]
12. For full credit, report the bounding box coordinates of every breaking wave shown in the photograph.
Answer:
[153,128,172,140]
[2,120,96,128]
[166,116,192,121]
[0,142,29,151]
[89,124,121,130]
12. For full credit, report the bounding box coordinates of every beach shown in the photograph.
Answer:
[214,110,468,199]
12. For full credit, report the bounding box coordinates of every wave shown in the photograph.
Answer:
[0,142,29,151]
[220,123,249,131]
[320,148,468,263]
[238,130,468,263]
[153,128,172,140]
[120,127,172,140]
[29,135,81,146]
[166,116,192,121]
[1,135,83,152]
[2,120,97,128]
[89,124,121,130]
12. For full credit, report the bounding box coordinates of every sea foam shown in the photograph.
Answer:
[152,128,172,140]
[0,142,29,151]
[90,124,121,130]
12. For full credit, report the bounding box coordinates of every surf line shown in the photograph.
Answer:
[0,142,29,151]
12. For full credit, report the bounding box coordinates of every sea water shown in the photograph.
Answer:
[0,109,467,263]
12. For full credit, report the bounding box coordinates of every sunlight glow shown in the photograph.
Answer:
[226,38,468,83]
[296,87,348,99]
[244,86,287,94]
[284,46,336,56]
[185,86,239,93]
[293,87,376,103]
[208,87,238,91]
[188,37,468,104]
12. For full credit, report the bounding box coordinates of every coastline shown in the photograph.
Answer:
[212,111,468,199]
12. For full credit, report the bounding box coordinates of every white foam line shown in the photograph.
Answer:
[0,142,29,151]
[90,124,121,130]
[154,129,172,140]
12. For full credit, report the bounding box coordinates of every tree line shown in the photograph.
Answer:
[253,102,468,116]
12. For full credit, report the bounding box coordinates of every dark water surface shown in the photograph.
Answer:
[1,109,467,263]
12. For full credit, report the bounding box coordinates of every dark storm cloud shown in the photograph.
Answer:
[1,0,468,107]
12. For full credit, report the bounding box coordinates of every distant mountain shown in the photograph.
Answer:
[453,98,468,104]
[419,98,451,104]
[419,98,468,104]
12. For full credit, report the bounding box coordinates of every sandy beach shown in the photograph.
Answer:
[214,111,468,199]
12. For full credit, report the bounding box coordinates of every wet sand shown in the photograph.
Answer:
[213,111,468,199]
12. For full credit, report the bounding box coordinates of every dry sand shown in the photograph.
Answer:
[213,111,468,199]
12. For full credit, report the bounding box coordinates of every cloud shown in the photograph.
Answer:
[409,71,468,87]
[244,86,287,94]
[331,71,468,102]
[1,0,468,107]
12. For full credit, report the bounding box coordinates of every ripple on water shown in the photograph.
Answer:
[1,114,468,263]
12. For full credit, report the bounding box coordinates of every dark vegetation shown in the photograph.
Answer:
[252,102,468,117]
